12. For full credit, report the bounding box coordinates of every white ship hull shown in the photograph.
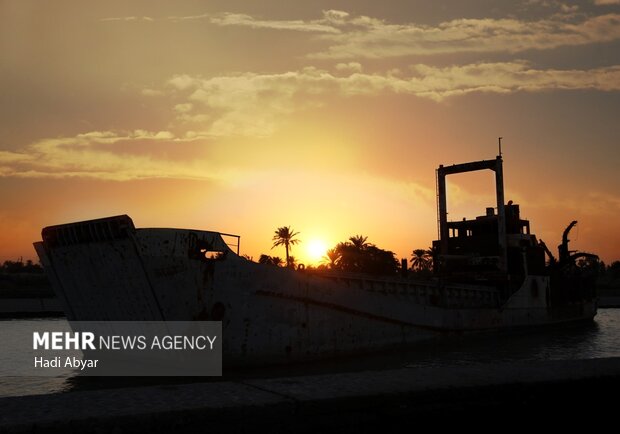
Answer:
[34,224,597,365]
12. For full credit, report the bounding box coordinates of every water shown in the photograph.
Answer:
[1,310,620,398]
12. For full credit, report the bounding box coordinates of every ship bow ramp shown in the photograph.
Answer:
[34,215,238,321]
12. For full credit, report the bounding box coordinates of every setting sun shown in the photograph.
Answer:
[306,239,328,264]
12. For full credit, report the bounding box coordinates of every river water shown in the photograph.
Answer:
[1,309,619,398]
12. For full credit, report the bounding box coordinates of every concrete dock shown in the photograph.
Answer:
[1,357,619,432]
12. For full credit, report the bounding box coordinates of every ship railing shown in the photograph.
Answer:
[307,269,499,308]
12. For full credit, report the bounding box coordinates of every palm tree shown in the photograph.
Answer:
[426,246,436,272]
[287,255,298,268]
[258,254,284,266]
[346,235,373,271]
[411,248,432,271]
[272,226,300,268]
[271,256,284,267]
[349,235,369,250]
[322,248,340,269]
[330,237,398,275]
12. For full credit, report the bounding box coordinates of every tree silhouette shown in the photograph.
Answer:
[411,248,432,271]
[328,236,398,275]
[349,235,369,250]
[322,248,339,269]
[288,255,298,268]
[258,254,284,267]
[334,241,360,271]
[1,259,43,274]
[271,226,300,268]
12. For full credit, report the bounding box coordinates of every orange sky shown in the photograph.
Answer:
[1,0,619,265]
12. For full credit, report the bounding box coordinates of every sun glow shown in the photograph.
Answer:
[306,239,328,263]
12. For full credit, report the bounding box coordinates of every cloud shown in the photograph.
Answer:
[311,12,620,59]
[102,9,620,58]
[168,9,620,58]
[100,16,154,22]
[0,151,32,164]
[0,130,216,181]
[166,70,323,138]
[3,61,619,180]
[521,0,579,12]
[335,62,363,72]
[168,11,339,33]
[528,190,620,216]
[174,103,193,113]
[207,12,339,33]
[164,62,620,137]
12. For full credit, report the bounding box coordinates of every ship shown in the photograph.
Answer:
[33,155,599,364]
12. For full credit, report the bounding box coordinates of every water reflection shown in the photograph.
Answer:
[1,310,619,397]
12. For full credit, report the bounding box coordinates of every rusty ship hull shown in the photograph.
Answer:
[33,218,596,365]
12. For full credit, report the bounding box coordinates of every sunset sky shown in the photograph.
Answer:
[1,0,619,265]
